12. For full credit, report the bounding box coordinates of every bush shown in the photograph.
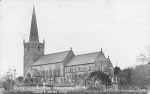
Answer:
[3,78,15,90]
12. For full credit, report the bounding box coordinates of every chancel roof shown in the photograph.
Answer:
[66,52,100,66]
[107,56,113,67]
[33,50,71,66]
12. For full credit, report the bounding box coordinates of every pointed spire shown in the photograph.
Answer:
[29,6,39,42]
[101,48,102,51]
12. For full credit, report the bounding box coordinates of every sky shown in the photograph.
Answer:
[0,0,150,77]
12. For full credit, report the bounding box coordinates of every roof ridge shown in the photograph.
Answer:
[75,51,100,56]
[43,50,70,56]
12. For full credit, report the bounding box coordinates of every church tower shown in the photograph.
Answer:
[23,7,45,76]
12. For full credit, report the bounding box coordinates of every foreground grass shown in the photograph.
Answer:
[66,90,149,94]
[2,90,149,94]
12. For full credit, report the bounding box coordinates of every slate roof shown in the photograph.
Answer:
[66,52,100,66]
[98,51,106,61]
[107,56,113,67]
[33,50,71,66]
[28,68,41,77]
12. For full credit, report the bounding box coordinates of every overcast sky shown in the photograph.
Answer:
[0,0,150,76]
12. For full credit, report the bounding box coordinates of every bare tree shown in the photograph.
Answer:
[137,46,150,64]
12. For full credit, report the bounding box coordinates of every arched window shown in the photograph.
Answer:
[49,67,52,77]
[78,67,81,72]
[27,73,31,78]
[27,44,30,51]
[46,70,48,78]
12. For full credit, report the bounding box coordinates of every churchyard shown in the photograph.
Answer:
[1,65,150,94]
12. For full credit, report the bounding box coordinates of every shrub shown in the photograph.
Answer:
[3,78,15,90]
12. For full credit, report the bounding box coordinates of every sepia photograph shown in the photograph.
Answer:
[0,0,150,93]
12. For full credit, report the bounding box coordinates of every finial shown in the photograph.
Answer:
[101,48,102,51]
[70,47,72,50]
[33,4,35,10]
[43,39,45,45]
[23,38,25,43]
[32,5,35,15]
[108,56,109,58]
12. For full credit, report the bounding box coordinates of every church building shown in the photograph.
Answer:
[24,7,114,83]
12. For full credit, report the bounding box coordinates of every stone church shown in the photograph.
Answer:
[24,7,114,83]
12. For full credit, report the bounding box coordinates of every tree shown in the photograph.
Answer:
[2,70,16,90]
[117,67,133,89]
[131,64,150,89]
[3,78,15,90]
[114,66,121,76]
[0,69,18,90]
[71,72,89,86]
[0,79,4,89]
[137,46,150,64]
[85,70,111,90]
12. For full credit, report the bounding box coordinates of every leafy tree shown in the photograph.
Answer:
[72,72,89,86]
[85,70,111,89]
[2,69,16,90]
[3,78,15,90]
[0,79,4,89]
[131,64,150,89]
[114,66,121,76]
[117,67,133,88]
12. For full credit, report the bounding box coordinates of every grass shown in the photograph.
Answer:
[2,89,149,94]
[66,90,149,94]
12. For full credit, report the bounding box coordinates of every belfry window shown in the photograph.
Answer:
[27,44,30,51]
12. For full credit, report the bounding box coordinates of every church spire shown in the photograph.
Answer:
[29,6,39,42]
